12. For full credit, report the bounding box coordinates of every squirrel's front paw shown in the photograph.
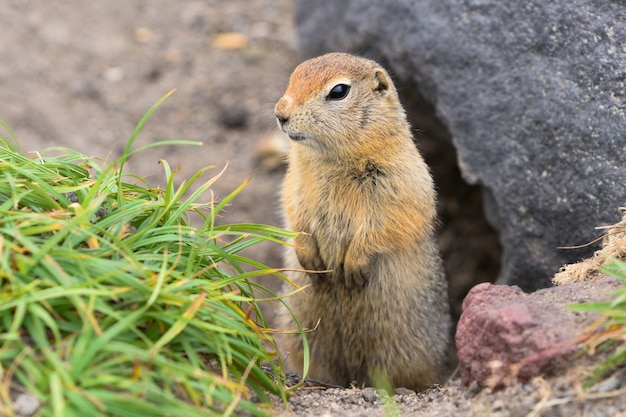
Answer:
[341,258,371,290]
[295,234,330,280]
[297,251,329,279]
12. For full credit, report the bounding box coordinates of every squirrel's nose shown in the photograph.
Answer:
[275,97,290,127]
[275,112,288,126]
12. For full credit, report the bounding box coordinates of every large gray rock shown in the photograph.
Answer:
[294,0,626,290]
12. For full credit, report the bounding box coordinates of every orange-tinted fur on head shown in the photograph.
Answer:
[275,52,451,390]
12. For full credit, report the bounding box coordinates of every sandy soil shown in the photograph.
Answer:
[1,1,624,416]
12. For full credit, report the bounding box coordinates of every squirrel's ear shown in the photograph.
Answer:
[373,69,390,94]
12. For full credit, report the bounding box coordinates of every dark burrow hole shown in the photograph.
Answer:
[396,80,503,324]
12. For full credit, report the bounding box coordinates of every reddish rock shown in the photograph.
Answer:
[456,277,622,389]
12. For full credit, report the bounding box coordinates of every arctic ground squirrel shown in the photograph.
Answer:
[274,52,451,390]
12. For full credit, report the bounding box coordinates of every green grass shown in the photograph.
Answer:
[571,258,626,386]
[0,93,297,416]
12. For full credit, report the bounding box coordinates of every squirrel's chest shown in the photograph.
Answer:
[301,170,383,234]
[286,158,391,233]
[312,161,387,199]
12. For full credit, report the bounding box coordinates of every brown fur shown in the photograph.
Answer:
[274,53,451,390]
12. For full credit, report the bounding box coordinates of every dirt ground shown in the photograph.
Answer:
[272,360,626,417]
[0,0,295,272]
[1,1,624,416]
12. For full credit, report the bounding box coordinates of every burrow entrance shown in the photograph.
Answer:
[397,80,503,321]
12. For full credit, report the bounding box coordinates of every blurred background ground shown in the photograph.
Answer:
[0,0,297,275]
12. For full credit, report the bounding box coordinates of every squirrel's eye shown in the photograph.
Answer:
[327,84,351,100]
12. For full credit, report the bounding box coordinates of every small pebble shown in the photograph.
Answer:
[394,387,415,396]
[14,393,40,417]
[220,106,249,129]
[211,32,248,50]
[361,387,378,403]
[465,380,483,398]
[103,66,124,82]
[134,27,153,43]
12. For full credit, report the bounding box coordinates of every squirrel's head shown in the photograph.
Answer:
[274,53,408,157]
